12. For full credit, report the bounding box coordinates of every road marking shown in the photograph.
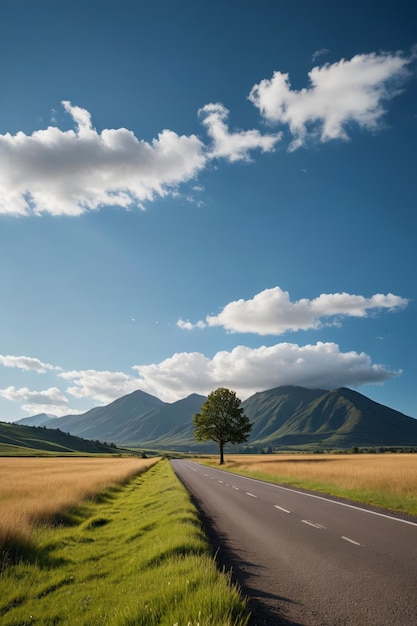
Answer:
[302,519,326,529]
[342,536,362,546]
[232,486,240,490]
[246,492,257,498]
[274,505,291,514]
[218,480,224,483]
[219,470,417,528]
[203,473,209,476]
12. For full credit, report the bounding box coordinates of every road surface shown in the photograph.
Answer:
[171,459,417,625]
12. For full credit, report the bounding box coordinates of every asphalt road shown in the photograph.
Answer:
[171,459,417,626]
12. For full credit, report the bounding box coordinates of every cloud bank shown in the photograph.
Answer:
[178,287,409,335]
[0,49,412,216]
[0,341,400,416]
[63,341,399,404]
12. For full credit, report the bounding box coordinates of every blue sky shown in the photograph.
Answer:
[0,0,416,421]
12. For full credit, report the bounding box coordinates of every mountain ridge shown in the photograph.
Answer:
[31,385,417,451]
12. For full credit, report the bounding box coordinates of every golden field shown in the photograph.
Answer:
[217,453,417,514]
[0,456,157,550]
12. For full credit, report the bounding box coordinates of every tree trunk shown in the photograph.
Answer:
[219,441,224,465]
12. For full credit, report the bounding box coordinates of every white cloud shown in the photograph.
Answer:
[0,101,206,216]
[59,369,142,404]
[0,49,412,216]
[177,318,206,330]
[0,341,401,412]
[180,287,408,335]
[132,342,399,402]
[0,385,70,416]
[312,48,330,62]
[199,102,281,161]
[0,354,60,372]
[248,50,412,150]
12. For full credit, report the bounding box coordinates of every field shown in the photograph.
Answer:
[206,453,417,515]
[0,456,157,553]
[0,457,248,625]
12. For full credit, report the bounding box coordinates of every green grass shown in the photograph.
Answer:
[0,460,249,626]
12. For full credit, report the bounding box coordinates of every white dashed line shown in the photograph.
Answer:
[218,480,224,483]
[342,536,362,546]
[231,472,417,528]
[232,486,240,491]
[302,520,326,529]
[246,492,257,498]
[274,504,291,514]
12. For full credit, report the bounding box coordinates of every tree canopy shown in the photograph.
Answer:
[193,387,252,464]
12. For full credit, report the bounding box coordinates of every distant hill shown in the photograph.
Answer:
[244,386,417,449]
[0,421,119,455]
[43,390,207,447]
[15,413,58,427]
[32,385,417,451]
[43,389,165,442]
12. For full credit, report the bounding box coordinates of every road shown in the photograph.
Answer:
[171,459,417,625]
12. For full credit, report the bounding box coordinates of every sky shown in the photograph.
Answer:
[0,0,416,422]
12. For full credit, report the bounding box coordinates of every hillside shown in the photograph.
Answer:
[28,385,417,451]
[43,389,165,442]
[43,390,207,447]
[245,386,417,449]
[0,421,119,455]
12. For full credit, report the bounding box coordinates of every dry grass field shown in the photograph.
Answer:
[0,456,157,551]
[218,453,417,514]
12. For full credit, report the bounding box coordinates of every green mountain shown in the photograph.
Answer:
[43,390,207,446]
[43,389,164,442]
[0,421,119,455]
[245,386,417,449]
[38,385,417,451]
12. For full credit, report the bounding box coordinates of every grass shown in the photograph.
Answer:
[0,456,158,555]
[199,453,417,516]
[0,459,249,626]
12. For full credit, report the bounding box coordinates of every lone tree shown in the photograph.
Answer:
[193,387,252,465]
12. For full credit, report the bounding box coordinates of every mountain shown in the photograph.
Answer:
[43,390,206,446]
[115,393,207,444]
[0,421,119,455]
[245,386,417,449]
[15,413,57,427]
[38,385,417,451]
[243,386,328,441]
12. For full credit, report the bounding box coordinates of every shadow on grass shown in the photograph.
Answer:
[1,535,69,569]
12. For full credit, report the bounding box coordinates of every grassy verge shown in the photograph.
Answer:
[197,454,417,516]
[0,459,249,626]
